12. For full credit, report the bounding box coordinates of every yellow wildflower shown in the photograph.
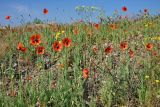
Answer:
[155,80,160,83]
[36,63,42,69]
[145,24,148,27]
[61,30,65,34]
[151,36,160,40]
[145,75,149,79]
[56,32,61,39]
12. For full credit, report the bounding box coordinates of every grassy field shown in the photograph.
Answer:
[0,14,160,107]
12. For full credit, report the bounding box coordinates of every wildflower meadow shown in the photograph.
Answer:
[0,1,160,107]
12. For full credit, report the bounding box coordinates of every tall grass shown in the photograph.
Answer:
[0,14,160,107]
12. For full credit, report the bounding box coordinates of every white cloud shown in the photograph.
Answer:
[10,3,30,13]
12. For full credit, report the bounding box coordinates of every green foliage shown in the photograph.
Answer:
[33,18,44,24]
[0,14,160,107]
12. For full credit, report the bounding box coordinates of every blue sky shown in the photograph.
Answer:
[0,0,160,26]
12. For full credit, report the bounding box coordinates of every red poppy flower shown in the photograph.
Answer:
[17,42,27,52]
[36,46,45,55]
[146,43,153,51]
[129,49,134,58]
[43,8,48,14]
[122,6,127,12]
[83,68,89,79]
[20,47,27,52]
[62,37,72,47]
[73,29,79,35]
[120,42,128,51]
[94,23,100,29]
[105,46,113,54]
[30,34,41,46]
[52,41,63,52]
[109,24,117,30]
[17,42,23,50]
[152,51,157,56]
[25,76,32,81]
[144,9,148,13]
[93,47,98,53]
[5,16,11,20]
